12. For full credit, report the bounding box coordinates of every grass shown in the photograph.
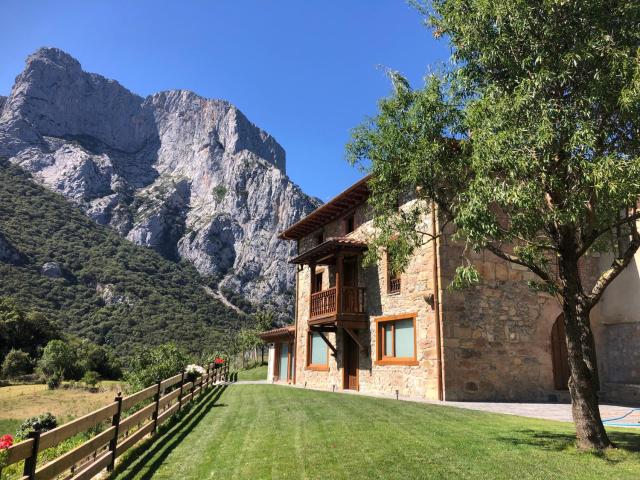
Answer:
[111,384,640,480]
[0,381,123,427]
[0,419,21,436]
[235,362,268,381]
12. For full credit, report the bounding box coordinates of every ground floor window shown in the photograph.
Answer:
[276,342,294,382]
[307,331,329,371]
[375,313,418,366]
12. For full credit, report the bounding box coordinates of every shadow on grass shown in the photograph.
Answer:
[229,372,238,382]
[110,384,228,480]
[496,428,640,457]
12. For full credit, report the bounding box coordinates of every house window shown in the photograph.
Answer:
[387,252,401,294]
[313,270,323,293]
[307,331,329,371]
[345,215,355,234]
[315,231,324,245]
[375,314,418,366]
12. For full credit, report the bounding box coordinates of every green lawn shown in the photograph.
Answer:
[235,362,268,381]
[111,384,640,479]
[0,419,21,437]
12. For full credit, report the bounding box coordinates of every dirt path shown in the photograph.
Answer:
[202,285,245,315]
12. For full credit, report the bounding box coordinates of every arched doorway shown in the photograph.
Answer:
[551,315,570,390]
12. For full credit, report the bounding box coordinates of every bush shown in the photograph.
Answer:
[81,370,100,388]
[46,373,61,390]
[39,340,78,380]
[124,343,190,391]
[1,349,32,378]
[16,413,57,439]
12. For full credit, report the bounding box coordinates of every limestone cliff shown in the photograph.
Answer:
[0,48,319,313]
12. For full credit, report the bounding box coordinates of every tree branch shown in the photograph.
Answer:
[578,210,640,257]
[484,243,553,284]
[586,213,640,309]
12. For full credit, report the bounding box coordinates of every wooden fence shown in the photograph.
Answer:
[3,363,229,480]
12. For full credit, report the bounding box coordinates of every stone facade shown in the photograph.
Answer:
[284,186,639,404]
[293,201,440,399]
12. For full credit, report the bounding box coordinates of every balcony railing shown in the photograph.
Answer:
[310,286,366,320]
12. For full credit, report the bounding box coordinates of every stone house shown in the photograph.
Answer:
[261,176,640,404]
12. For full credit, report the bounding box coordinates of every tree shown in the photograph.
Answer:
[0,298,59,360]
[347,1,640,449]
[236,328,261,368]
[39,340,77,381]
[124,343,190,391]
[253,310,275,363]
[1,349,32,378]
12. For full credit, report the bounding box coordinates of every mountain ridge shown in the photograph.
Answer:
[0,47,320,314]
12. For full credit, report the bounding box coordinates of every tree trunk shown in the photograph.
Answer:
[559,253,611,450]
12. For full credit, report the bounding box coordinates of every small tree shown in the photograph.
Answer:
[1,349,32,378]
[124,343,189,391]
[347,0,640,450]
[81,371,100,388]
[39,340,77,382]
[253,310,275,363]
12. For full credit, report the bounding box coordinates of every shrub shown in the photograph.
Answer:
[46,373,61,390]
[124,343,190,391]
[81,370,100,388]
[16,413,57,440]
[1,349,32,378]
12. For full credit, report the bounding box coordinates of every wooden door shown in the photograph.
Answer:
[343,332,359,390]
[343,257,358,287]
[551,315,570,390]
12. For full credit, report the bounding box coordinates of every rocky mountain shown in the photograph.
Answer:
[0,48,319,314]
[0,160,243,356]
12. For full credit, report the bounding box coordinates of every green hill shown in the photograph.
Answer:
[0,159,245,358]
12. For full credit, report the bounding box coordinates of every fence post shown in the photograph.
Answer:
[205,364,211,391]
[152,378,162,434]
[178,370,186,412]
[23,430,41,479]
[107,393,123,471]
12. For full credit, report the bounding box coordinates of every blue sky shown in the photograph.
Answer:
[0,1,449,201]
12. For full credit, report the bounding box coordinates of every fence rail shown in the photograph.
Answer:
[2,363,229,480]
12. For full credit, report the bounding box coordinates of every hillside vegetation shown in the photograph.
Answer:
[0,160,245,358]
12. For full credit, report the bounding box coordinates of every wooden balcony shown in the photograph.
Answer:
[309,286,367,327]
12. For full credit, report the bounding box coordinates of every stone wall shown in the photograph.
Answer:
[292,194,627,403]
[293,201,441,399]
[438,236,608,402]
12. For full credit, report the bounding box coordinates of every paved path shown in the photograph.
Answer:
[244,380,639,425]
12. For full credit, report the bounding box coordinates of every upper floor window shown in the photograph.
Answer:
[315,231,324,245]
[387,252,401,294]
[345,215,355,234]
[375,314,417,366]
[313,270,323,293]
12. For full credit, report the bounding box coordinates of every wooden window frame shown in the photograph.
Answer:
[375,313,418,366]
[312,268,324,294]
[306,331,330,371]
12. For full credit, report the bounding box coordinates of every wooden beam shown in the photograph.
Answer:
[344,327,367,352]
[310,325,337,333]
[317,331,337,356]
